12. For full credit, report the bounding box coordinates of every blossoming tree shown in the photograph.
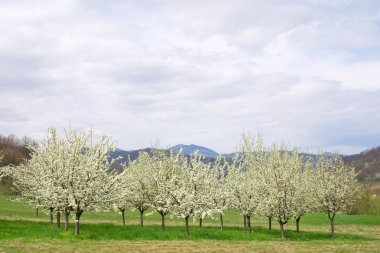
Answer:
[123,151,155,227]
[312,154,358,239]
[169,152,213,236]
[6,128,120,235]
[148,148,186,230]
[257,144,303,239]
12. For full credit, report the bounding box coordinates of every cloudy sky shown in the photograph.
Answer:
[1,0,380,154]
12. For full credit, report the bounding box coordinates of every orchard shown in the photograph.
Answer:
[1,128,358,240]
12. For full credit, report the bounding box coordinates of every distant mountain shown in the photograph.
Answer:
[109,148,157,171]
[109,145,380,183]
[169,144,220,158]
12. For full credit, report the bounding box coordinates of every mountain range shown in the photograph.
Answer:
[111,144,380,182]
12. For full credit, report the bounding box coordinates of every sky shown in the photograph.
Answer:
[1,0,380,155]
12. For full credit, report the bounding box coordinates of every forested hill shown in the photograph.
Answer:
[343,147,380,181]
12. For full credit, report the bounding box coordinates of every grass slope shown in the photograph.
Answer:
[0,195,380,252]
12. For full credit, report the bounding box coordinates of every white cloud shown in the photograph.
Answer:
[0,0,379,154]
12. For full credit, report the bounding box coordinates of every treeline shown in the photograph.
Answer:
[0,134,37,193]
[343,146,380,214]
[0,134,36,166]
[344,146,380,181]
[1,129,358,239]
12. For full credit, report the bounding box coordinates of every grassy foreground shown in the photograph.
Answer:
[1,240,380,253]
[0,195,380,252]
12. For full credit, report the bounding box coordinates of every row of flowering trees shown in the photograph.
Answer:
[1,129,357,239]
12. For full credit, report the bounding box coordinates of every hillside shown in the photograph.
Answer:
[343,146,380,182]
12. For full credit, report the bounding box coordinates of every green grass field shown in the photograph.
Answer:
[0,195,379,252]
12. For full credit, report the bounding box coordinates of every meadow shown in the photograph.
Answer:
[0,195,379,252]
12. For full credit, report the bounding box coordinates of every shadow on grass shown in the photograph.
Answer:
[0,219,371,242]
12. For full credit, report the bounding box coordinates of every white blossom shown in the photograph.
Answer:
[209,156,230,230]
[6,128,120,235]
[147,148,185,230]
[120,151,155,227]
[312,154,358,239]
[169,151,213,236]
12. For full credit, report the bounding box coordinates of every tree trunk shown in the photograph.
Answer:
[199,218,203,227]
[268,217,272,230]
[65,208,69,231]
[243,214,247,227]
[49,207,54,224]
[74,211,83,236]
[185,216,190,236]
[36,208,39,217]
[121,208,126,226]
[279,222,285,239]
[330,219,335,239]
[328,212,335,239]
[247,215,252,233]
[139,209,144,227]
[56,211,61,227]
[296,217,300,232]
[220,213,224,230]
[160,212,166,231]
